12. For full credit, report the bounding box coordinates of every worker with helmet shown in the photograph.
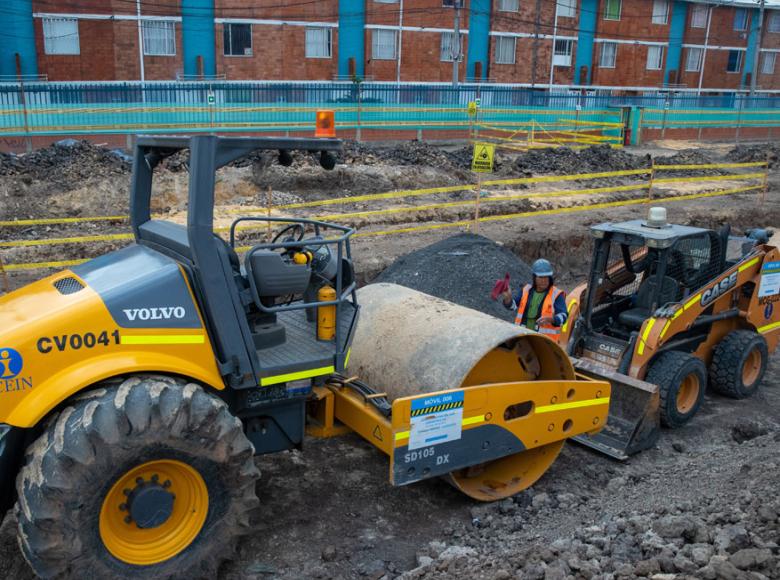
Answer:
[498,259,568,342]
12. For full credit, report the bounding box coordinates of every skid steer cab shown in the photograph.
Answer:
[0,135,612,579]
[561,207,780,459]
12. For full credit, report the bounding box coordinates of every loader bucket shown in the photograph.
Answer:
[570,358,660,460]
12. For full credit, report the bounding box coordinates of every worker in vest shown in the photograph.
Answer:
[499,259,568,342]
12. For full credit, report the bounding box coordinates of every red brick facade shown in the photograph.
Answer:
[23,0,780,92]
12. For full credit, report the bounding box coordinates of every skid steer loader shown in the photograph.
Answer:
[560,207,780,459]
[0,135,612,579]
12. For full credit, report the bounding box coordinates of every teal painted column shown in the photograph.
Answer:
[182,0,215,77]
[467,0,490,81]
[338,0,365,78]
[664,1,688,85]
[575,0,597,84]
[0,0,37,77]
[742,8,759,87]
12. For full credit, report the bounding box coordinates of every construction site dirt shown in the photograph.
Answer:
[0,139,778,579]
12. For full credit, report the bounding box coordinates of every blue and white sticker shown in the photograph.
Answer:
[759,261,780,299]
[408,391,464,451]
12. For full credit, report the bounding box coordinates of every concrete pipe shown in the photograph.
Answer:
[350,283,578,501]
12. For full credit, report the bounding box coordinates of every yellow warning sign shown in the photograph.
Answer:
[467,101,477,116]
[471,143,495,173]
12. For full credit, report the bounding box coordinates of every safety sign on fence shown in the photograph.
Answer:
[471,142,495,173]
[467,101,478,116]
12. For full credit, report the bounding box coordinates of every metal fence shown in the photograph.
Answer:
[1,81,780,138]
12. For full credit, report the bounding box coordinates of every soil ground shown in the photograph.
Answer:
[0,139,779,579]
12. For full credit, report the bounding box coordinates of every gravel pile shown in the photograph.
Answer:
[506,145,650,177]
[375,233,532,321]
[400,428,780,580]
[727,144,780,170]
[0,139,130,188]
[654,149,726,177]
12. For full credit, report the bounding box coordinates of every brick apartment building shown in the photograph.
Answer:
[1,0,779,92]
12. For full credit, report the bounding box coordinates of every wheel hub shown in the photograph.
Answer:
[123,475,175,529]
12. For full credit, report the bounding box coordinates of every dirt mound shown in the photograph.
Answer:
[0,139,130,189]
[655,149,725,176]
[508,145,650,177]
[727,144,780,169]
[374,233,532,321]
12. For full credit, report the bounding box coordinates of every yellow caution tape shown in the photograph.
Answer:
[0,215,128,227]
[3,258,88,271]
[0,232,133,248]
[653,162,768,170]
[653,172,766,185]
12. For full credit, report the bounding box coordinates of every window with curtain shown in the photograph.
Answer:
[685,47,703,72]
[557,0,576,18]
[604,0,621,21]
[651,0,669,25]
[761,52,776,75]
[734,8,748,31]
[768,13,780,33]
[646,45,664,70]
[223,23,252,56]
[495,36,516,64]
[142,21,176,56]
[498,0,519,12]
[553,39,573,67]
[440,32,463,62]
[600,42,617,67]
[690,5,707,28]
[43,18,80,55]
[372,29,397,60]
[305,27,332,58]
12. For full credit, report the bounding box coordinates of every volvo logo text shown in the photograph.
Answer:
[122,307,186,321]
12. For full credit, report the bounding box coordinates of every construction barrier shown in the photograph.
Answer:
[1,161,768,271]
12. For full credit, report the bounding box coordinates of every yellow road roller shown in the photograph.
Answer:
[0,135,609,578]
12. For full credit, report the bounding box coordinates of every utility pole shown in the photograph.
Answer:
[750,0,765,96]
[452,0,461,87]
[531,0,542,88]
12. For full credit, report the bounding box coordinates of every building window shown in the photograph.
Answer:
[734,8,748,31]
[224,23,252,56]
[768,13,780,33]
[305,27,332,58]
[646,45,664,70]
[495,36,516,64]
[142,21,176,56]
[42,17,80,55]
[651,0,669,25]
[498,0,519,12]
[553,39,573,67]
[599,42,617,67]
[727,50,743,73]
[685,47,703,72]
[557,0,577,18]
[442,0,455,6]
[604,0,621,21]
[440,32,463,62]
[372,29,397,60]
[761,52,776,74]
[690,5,707,28]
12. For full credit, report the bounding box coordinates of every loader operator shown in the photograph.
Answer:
[499,259,568,343]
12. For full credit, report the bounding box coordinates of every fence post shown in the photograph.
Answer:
[0,253,9,295]
[473,173,482,233]
[16,55,32,153]
[266,187,273,241]
[660,101,669,141]
[356,84,362,142]
[647,159,656,200]
[762,153,770,204]
[735,95,744,145]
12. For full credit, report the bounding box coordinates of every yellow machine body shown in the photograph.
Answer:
[0,257,223,429]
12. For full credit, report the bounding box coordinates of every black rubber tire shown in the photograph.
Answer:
[709,330,768,399]
[645,351,707,429]
[15,375,259,579]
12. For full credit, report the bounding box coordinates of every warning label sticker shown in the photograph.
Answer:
[408,391,464,451]
[471,143,495,173]
[759,261,780,298]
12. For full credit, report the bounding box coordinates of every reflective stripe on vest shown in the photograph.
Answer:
[514,285,564,342]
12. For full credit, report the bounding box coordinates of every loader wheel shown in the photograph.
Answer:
[710,330,768,399]
[646,351,707,428]
[15,375,259,579]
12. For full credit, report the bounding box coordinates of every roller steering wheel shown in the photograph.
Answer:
[272,223,306,246]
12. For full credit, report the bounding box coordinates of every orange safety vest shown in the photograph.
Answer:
[515,284,565,342]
